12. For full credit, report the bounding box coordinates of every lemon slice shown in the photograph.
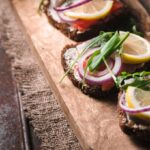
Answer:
[126,86,150,120]
[64,0,113,20]
[120,32,150,64]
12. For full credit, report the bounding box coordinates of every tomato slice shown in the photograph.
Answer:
[83,59,87,68]
[73,20,98,31]
[111,0,124,13]
[101,80,114,91]
[72,0,124,31]
[81,58,115,91]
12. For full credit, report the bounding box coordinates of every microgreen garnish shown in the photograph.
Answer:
[116,71,150,90]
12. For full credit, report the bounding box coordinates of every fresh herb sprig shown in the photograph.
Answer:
[59,32,114,83]
[88,32,130,71]
[116,71,150,91]
[102,57,118,84]
[79,31,129,87]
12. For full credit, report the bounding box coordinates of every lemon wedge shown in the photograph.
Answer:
[120,32,150,64]
[126,86,150,120]
[64,0,113,20]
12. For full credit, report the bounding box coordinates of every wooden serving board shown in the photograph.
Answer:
[12,0,150,149]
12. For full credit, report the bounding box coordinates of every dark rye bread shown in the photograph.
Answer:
[61,44,118,99]
[42,0,140,42]
[118,92,150,141]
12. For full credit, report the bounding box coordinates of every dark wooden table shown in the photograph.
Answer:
[0,46,41,150]
[0,46,27,150]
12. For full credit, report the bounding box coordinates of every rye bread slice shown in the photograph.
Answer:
[42,0,141,42]
[118,92,150,141]
[61,44,118,99]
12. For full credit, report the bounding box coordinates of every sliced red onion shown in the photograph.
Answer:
[90,58,114,77]
[54,0,92,12]
[57,12,78,24]
[78,48,122,86]
[49,1,78,23]
[119,92,150,114]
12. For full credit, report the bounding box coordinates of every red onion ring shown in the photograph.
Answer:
[54,0,92,12]
[89,58,114,77]
[57,12,78,24]
[78,48,122,86]
[119,92,150,114]
[49,1,78,24]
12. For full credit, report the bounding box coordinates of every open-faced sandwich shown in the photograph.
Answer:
[39,0,142,41]
[61,31,150,98]
[118,71,150,141]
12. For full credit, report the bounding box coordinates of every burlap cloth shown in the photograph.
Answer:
[0,0,82,149]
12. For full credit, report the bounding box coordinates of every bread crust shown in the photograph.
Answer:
[118,92,150,141]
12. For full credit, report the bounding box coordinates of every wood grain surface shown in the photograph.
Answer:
[11,0,150,149]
